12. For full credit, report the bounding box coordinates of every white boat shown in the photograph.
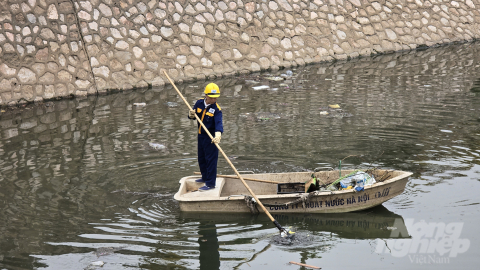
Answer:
[174,169,412,213]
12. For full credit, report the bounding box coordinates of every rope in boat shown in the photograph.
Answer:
[243,190,336,210]
[259,192,318,208]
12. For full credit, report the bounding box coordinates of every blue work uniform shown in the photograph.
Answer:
[188,99,223,187]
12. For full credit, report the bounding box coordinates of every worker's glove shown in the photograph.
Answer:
[188,110,196,119]
[212,132,222,144]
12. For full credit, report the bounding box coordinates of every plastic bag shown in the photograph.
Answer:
[340,178,355,189]
[340,171,376,192]
[353,171,376,191]
[327,184,338,191]
[355,178,364,192]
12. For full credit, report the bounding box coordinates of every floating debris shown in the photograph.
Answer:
[254,112,282,121]
[252,85,270,90]
[264,76,285,81]
[85,261,105,270]
[280,70,293,77]
[386,226,398,230]
[239,112,252,118]
[318,107,353,118]
[328,104,340,109]
[133,102,146,106]
[148,142,166,150]
[240,111,292,121]
[286,70,293,76]
[289,261,320,269]
[165,102,178,108]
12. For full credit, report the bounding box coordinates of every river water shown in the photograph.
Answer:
[1,42,479,270]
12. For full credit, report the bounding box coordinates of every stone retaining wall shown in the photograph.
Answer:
[1,0,480,106]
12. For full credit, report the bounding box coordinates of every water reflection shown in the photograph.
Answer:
[198,223,220,270]
[180,206,410,270]
[0,42,479,269]
[26,204,410,270]
[272,205,410,240]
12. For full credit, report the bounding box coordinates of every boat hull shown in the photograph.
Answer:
[174,170,412,213]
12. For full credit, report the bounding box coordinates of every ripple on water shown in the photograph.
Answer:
[270,231,316,246]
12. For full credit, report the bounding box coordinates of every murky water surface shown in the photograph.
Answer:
[1,43,480,269]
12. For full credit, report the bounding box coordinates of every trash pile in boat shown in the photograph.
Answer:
[328,170,376,191]
[277,170,379,194]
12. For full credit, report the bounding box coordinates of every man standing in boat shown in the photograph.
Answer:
[188,83,223,192]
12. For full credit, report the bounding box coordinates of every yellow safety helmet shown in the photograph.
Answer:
[204,83,220,98]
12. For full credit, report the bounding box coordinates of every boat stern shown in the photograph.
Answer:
[174,176,226,211]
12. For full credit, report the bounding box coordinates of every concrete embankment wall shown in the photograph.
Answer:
[1,0,480,106]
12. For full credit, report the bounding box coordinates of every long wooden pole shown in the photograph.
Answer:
[193,172,282,184]
[163,71,288,235]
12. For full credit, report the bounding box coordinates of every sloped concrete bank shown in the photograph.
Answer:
[1,0,480,106]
